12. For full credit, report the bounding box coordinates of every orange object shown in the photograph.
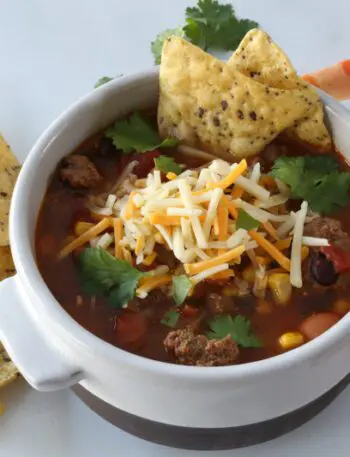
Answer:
[303,60,350,100]
[113,218,123,259]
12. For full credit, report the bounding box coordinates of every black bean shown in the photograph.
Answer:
[310,252,338,286]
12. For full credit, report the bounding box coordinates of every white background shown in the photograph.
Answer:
[0,0,350,455]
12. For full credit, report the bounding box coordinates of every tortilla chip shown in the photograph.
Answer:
[228,29,331,151]
[0,245,15,281]
[158,37,315,159]
[0,342,19,388]
[0,135,20,245]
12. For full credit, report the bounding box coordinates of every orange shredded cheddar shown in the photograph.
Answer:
[124,192,137,220]
[113,218,123,259]
[185,245,245,275]
[207,269,234,281]
[122,247,133,265]
[262,221,279,241]
[143,252,157,266]
[137,275,172,294]
[207,159,247,190]
[58,218,111,259]
[301,246,310,261]
[74,221,95,237]
[274,238,292,251]
[248,231,291,271]
[231,185,244,199]
[149,214,205,226]
[221,195,238,219]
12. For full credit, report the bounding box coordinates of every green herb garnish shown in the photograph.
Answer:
[151,0,258,64]
[78,248,144,308]
[207,314,261,347]
[172,275,192,305]
[270,155,350,214]
[236,208,259,230]
[105,112,178,154]
[154,155,182,175]
[151,27,186,65]
[161,309,180,328]
[94,76,114,88]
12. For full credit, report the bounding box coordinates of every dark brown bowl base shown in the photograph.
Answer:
[72,373,350,450]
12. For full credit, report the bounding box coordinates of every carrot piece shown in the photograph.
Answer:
[113,218,123,259]
[185,245,245,275]
[58,218,111,259]
[248,230,291,271]
[303,60,350,100]
[207,159,247,190]
[262,221,279,241]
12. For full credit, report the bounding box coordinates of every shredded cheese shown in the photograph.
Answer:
[137,275,172,297]
[59,218,111,259]
[290,201,308,288]
[302,236,329,247]
[207,160,247,190]
[191,263,229,285]
[185,245,245,275]
[248,230,291,271]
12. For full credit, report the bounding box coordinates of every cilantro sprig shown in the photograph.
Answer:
[207,314,262,347]
[154,155,182,175]
[105,112,178,154]
[270,155,350,214]
[78,248,145,308]
[151,0,258,64]
[161,275,192,328]
[161,309,180,328]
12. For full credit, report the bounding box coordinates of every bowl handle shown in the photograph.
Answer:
[0,276,84,391]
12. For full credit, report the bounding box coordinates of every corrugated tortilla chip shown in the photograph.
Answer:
[158,37,314,159]
[228,29,331,151]
[0,342,19,388]
[0,135,20,245]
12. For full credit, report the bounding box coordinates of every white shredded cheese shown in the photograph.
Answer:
[110,160,138,193]
[106,194,117,209]
[226,228,248,248]
[209,159,231,176]
[276,213,296,238]
[180,218,194,248]
[258,194,288,209]
[190,216,208,249]
[290,201,308,288]
[191,263,229,285]
[302,236,329,247]
[96,233,113,249]
[150,265,170,276]
[235,175,270,202]
[173,227,186,261]
[155,224,173,249]
[250,163,261,183]
[203,187,223,237]
[167,208,203,217]
[234,199,290,223]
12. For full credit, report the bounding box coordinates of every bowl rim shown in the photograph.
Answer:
[9,68,350,380]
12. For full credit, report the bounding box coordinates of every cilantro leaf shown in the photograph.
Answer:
[184,0,258,51]
[236,209,259,230]
[207,314,262,348]
[151,27,186,64]
[94,76,114,88]
[172,275,192,305]
[78,248,144,308]
[105,112,178,154]
[270,155,350,214]
[161,309,180,328]
[154,155,182,175]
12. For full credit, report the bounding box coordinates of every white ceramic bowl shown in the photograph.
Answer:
[1,69,350,450]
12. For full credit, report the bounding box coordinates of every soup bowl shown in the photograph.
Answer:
[1,69,350,450]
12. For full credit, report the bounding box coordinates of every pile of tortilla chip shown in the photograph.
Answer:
[0,134,20,403]
[158,29,331,159]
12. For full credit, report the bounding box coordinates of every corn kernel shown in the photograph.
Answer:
[74,221,95,237]
[333,299,350,315]
[279,332,304,350]
[166,172,177,181]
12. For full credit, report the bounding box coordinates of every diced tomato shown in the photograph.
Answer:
[181,305,199,318]
[115,150,161,179]
[133,150,161,178]
[321,244,350,273]
[114,312,148,345]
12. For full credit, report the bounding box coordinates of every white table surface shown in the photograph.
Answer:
[0,0,350,455]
